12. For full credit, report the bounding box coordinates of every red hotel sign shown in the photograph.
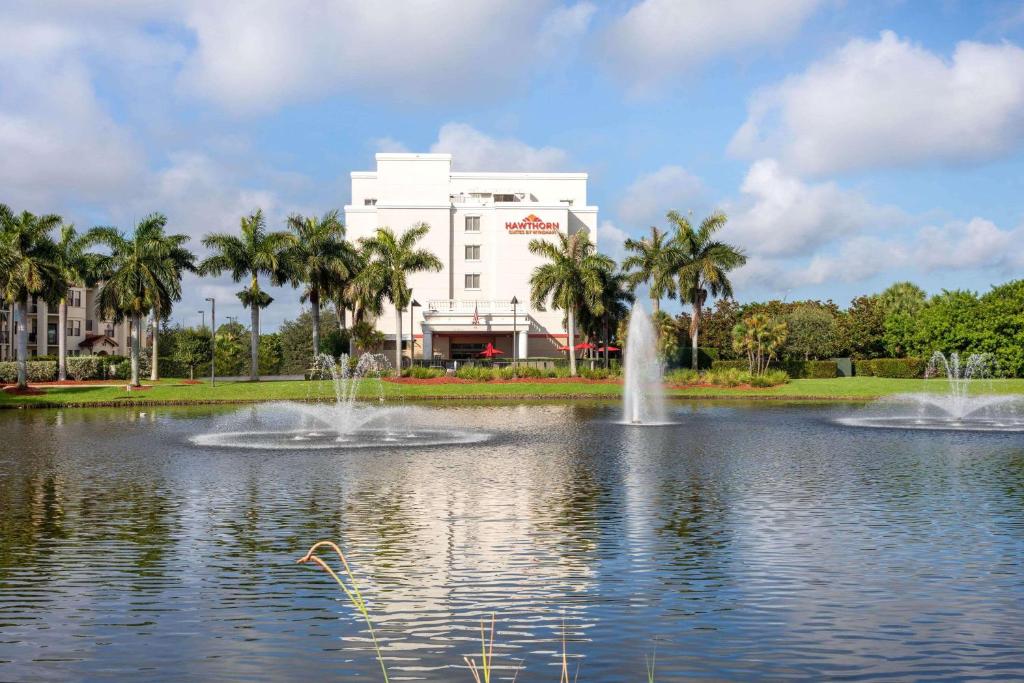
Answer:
[505,214,559,234]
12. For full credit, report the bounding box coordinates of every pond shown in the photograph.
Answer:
[1,402,1023,681]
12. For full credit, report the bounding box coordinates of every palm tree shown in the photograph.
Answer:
[622,226,675,315]
[88,214,189,388]
[668,210,747,371]
[342,244,384,356]
[284,210,355,358]
[355,224,442,374]
[0,205,62,389]
[528,231,614,377]
[145,228,195,381]
[199,209,295,381]
[579,265,634,368]
[52,224,101,381]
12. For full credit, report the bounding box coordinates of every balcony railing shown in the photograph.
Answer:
[425,299,527,316]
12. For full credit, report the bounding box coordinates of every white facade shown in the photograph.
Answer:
[344,153,598,360]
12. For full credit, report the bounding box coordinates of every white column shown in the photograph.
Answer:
[518,330,528,359]
[422,327,433,360]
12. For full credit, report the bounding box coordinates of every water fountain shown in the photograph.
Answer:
[838,351,1024,431]
[622,303,670,425]
[192,352,489,449]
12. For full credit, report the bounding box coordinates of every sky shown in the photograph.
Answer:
[4,0,1024,330]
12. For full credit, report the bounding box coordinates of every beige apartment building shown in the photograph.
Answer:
[0,286,138,361]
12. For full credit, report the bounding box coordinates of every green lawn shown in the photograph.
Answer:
[3,376,1024,409]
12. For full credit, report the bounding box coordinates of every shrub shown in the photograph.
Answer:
[704,367,749,387]
[107,353,152,380]
[710,360,748,372]
[750,369,790,387]
[578,367,614,380]
[665,368,700,384]
[0,363,16,383]
[854,357,927,378]
[782,360,838,379]
[404,366,443,379]
[66,355,102,381]
[501,365,543,379]
[455,366,496,381]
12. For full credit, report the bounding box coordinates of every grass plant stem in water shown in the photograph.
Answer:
[297,540,389,682]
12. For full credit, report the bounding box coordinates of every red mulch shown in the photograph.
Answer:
[2,386,46,396]
[180,380,202,385]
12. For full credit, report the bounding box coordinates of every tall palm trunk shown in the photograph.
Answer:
[150,315,160,381]
[250,304,260,381]
[652,295,660,316]
[567,307,577,377]
[310,289,321,358]
[15,299,28,389]
[58,298,67,381]
[394,307,403,376]
[690,288,705,371]
[603,317,609,369]
[130,312,141,387]
[336,302,347,330]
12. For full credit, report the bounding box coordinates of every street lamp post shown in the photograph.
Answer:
[198,310,205,330]
[511,296,519,369]
[206,297,216,387]
[409,299,420,362]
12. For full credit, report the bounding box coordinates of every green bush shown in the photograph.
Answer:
[107,353,152,380]
[750,369,790,387]
[704,367,748,386]
[455,366,496,381]
[782,360,838,378]
[0,360,59,383]
[854,357,927,378]
[710,359,748,372]
[404,366,444,379]
[66,355,102,380]
[665,368,700,384]
[579,367,614,380]
[502,365,544,379]
[0,363,15,383]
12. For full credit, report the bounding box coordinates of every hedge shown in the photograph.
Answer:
[66,355,102,380]
[853,357,927,378]
[782,360,839,379]
[676,347,719,370]
[0,360,58,383]
[711,360,748,371]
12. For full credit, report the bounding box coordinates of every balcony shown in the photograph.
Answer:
[425,299,526,316]
[423,300,530,333]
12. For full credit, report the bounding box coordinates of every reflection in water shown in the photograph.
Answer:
[0,403,1023,681]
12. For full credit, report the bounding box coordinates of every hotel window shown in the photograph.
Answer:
[69,289,81,307]
[67,320,81,337]
[494,194,515,203]
[47,322,58,346]
[465,216,480,232]
[464,273,481,290]
[464,244,480,261]
[105,325,114,338]
[86,319,94,332]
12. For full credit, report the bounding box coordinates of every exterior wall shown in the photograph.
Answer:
[344,153,599,358]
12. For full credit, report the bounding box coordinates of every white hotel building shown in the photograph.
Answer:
[344,153,598,360]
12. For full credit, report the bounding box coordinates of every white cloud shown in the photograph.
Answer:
[730,31,1024,175]
[598,220,629,261]
[616,165,704,226]
[916,217,1024,272]
[0,19,146,208]
[177,1,585,113]
[725,159,905,258]
[430,123,570,171]
[602,0,820,91]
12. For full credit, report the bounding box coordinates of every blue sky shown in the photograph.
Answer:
[4,0,1024,329]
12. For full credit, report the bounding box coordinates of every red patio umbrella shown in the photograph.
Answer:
[478,343,504,358]
[596,345,620,352]
[574,342,595,350]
